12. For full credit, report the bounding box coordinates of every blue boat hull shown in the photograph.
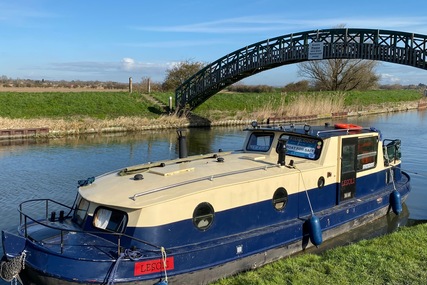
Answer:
[4,171,410,285]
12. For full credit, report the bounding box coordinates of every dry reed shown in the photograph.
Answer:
[0,115,189,136]
[251,92,345,121]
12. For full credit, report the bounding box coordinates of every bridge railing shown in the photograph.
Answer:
[175,28,427,111]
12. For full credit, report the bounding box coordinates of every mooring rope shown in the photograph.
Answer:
[160,246,168,284]
[107,247,169,285]
[390,167,397,191]
[0,251,26,283]
[295,167,314,215]
[107,252,125,285]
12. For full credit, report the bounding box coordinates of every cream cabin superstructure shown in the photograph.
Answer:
[75,124,399,244]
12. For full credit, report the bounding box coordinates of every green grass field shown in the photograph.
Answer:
[212,222,427,285]
[0,89,422,120]
[0,91,155,119]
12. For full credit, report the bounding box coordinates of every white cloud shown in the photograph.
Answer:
[378,63,427,85]
[121,58,136,71]
[26,58,176,83]
[379,73,401,84]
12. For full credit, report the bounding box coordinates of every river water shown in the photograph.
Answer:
[0,109,425,282]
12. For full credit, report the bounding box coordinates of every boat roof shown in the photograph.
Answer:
[244,122,379,139]
[79,151,279,209]
[78,123,381,210]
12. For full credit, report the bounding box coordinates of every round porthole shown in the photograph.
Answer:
[193,202,215,231]
[272,187,288,211]
[318,176,325,188]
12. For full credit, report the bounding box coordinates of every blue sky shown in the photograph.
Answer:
[1,0,427,86]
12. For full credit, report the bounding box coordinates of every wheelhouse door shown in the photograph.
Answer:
[339,137,358,203]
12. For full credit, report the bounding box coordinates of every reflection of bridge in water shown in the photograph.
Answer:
[175,28,427,111]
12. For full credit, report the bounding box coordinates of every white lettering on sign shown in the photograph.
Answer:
[308,42,324,60]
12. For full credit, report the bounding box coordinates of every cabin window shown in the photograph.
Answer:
[73,197,90,227]
[272,187,288,211]
[246,132,274,152]
[93,207,128,233]
[278,135,323,160]
[383,139,401,163]
[342,144,356,173]
[193,202,215,231]
[357,137,378,171]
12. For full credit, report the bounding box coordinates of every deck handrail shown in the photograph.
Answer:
[315,127,373,137]
[18,199,162,255]
[118,151,232,176]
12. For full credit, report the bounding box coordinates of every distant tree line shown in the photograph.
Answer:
[2,57,426,94]
[0,76,128,90]
[280,80,427,93]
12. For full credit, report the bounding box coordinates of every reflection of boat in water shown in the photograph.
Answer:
[1,122,411,284]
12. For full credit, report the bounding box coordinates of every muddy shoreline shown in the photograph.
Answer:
[0,100,424,139]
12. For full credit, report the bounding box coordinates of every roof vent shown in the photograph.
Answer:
[134,174,144,180]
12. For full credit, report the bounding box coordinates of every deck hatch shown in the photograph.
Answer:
[149,165,195,176]
[240,155,266,161]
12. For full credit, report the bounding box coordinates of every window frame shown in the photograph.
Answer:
[278,134,323,160]
[272,187,289,212]
[192,202,215,231]
[92,206,128,233]
[357,136,378,172]
[73,196,90,227]
[246,132,275,152]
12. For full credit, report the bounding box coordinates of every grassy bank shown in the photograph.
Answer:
[0,89,423,133]
[212,222,427,285]
[0,91,158,119]
[0,91,183,134]
[188,89,422,120]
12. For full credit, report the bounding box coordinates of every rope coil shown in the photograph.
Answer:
[0,251,26,283]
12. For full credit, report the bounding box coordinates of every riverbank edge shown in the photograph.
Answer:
[0,100,425,139]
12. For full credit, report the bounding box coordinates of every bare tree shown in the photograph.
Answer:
[297,23,379,91]
[298,58,379,91]
[162,60,205,91]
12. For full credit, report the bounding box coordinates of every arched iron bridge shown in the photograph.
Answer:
[175,28,427,111]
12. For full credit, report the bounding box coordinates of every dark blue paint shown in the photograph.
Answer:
[308,215,323,246]
[390,190,402,215]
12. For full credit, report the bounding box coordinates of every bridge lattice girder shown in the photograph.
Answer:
[175,28,427,110]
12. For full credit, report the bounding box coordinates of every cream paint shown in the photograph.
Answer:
[79,130,391,228]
